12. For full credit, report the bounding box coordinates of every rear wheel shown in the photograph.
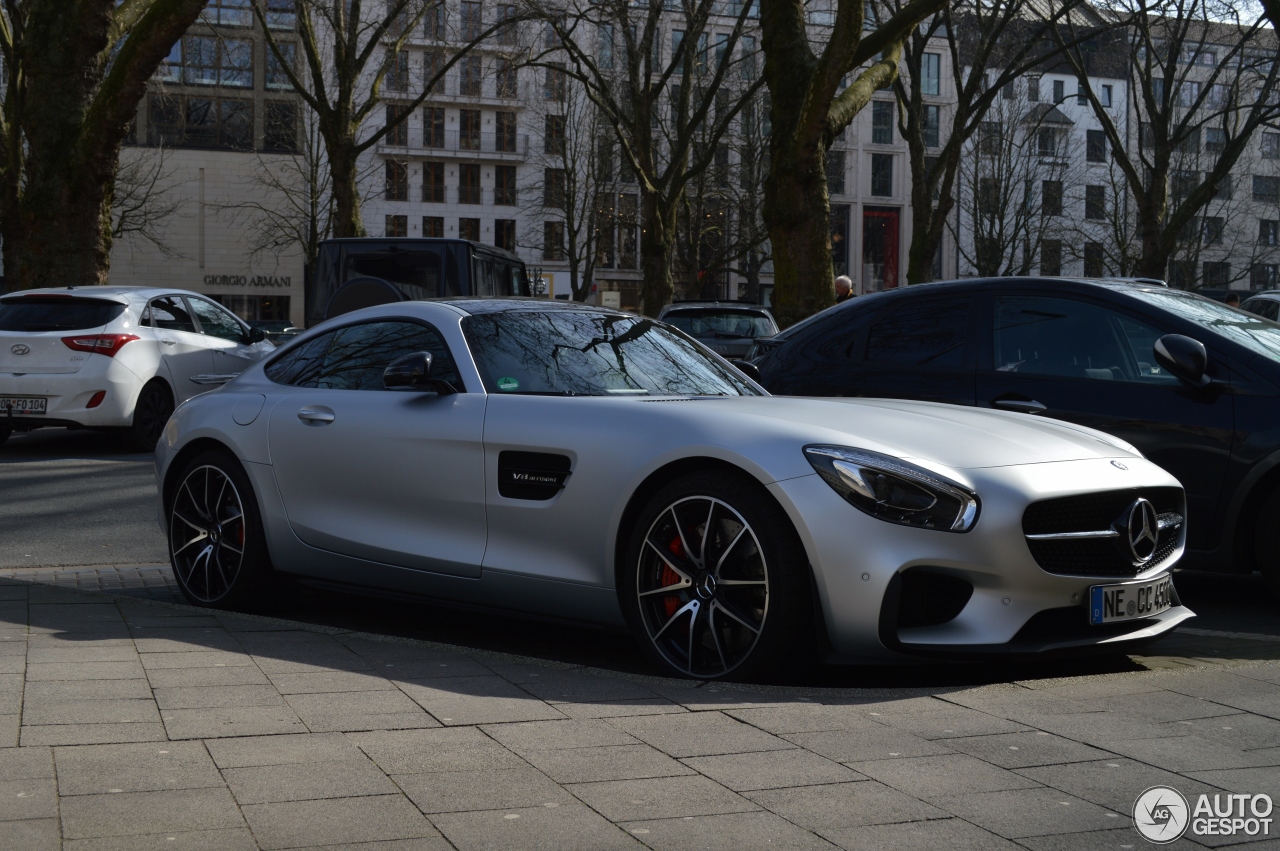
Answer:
[126,381,173,452]
[1253,486,1280,600]
[0,424,9,447]
[620,470,813,681]
[167,450,271,609]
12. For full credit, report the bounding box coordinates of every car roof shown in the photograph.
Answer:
[431,297,633,318]
[660,302,772,312]
[1,286,200,304]
[1243,291,1280,300]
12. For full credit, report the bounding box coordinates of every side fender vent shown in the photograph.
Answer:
[498,451,572,500]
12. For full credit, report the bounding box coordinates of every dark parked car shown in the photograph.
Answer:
[657,301,778,360]
[1241,291,1280,321]
[753,277,1280,593]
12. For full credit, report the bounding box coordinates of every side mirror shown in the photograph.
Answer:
[247,327,267,343]
[735,361,763,383]
[1153,334,1211,388]
[383,351,456,394]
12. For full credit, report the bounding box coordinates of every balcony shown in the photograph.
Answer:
[378,131,529,160]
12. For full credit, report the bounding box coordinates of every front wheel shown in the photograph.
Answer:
[620,470,813,681]
[167,450,271,608]
[1254,487,1280,600]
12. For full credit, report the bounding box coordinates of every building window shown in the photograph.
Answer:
[1213,175,1234,200]
[599,23,614,70]
[1169,260,1196,288]
[202,0,252,27]
[459,56,482,96]
[1262,220,1280,246]
[1086,129,1106,163]
[979,122,1003,155]
[1252,263,1278,289]
[265,0,297,30]
[496,58,517,98]
[544,114,566,156]
[543,221,564,260]
[384,50,409,93]
[460,109,481,150]
[1042,180,1063,216]
[386,215,407,237]
[1264,133,1280,160]
[923,105,939,149]
[459,218,481,241]
[148,95,252,149]
[1101,84,1113,107]
[1203,262,1230,287]
[825,150,845,195]
[1085,185,1105,220]
[495,165,517,205]
[174,36,253,87]
[870,154,892,196]
[544,168,566,208]
[1052,79,1064,103]
[461,1,483,40]
[1203,216,1224,245]
[423,107,445,148]
[1037,128,1057,156]
[385,104,410,146]
[1027,76,1040,102]
[1077,83,1088,105]
[424,2,446,39]
[385,160,409,201]
[459,163,481,204]
[1206,127,1226,153]
[1255,176,1280,203]
[496,4,518,45]
[495,219,516,251]
[921,53,940,96]
[544,64,566,101]
[263,101,297,152]
[423,216,444,237]
[265,42,296,90]
[871,101,893,144]
[977,178,999,216]
[493,111,517,153]
[424,50,445,91]
[1084,242,1104,276]
[1040,239,1062,275]
[423,162,445,202]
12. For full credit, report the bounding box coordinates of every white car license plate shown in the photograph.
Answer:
[1089,573,1173,625]
[0,396,46,415]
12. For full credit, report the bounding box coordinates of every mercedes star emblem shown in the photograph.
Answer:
[1125,498,1159,564]
[10,344,29,355]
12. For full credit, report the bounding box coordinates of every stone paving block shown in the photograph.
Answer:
[0,777,57,821]
[516,673,663,704]
[477,661,580,683]
[521,743,696,784]
[131,630,243,654]
[1085,690,1240,723]
[553,699,687,720]
[160,705,307,740]
[434,801,643,851]
[874,707,1032,740]
[745,780,946,829]
[1104,733,1279,773]
[0,746,52,781]
[22,698,160,726]
[152,684,285,711]
[611,711,794,758]
[1018,709,1196,748]
[337,637,469,663]
[0,657,24,675]
[119,612,222,629]
[222,757,399,804]
[249,652,375,676]
[28,605,121,623]
[640,681,780,712]
[620,809,837,850]
[1158,713,1280,751]
[283,689,439,733]
[684,747,863,792]
[1158,671,1280,720]
[398,675,566,725]
[941,687,1099,720]
[944,731,1115,769]
[0,714,20,747]
[349,727,525,775]
[1019,674,1166,700]
[144,665,271,689]
[23,679,151,703]
[0,818,60,851]
[266,670,397,695]
[138,651,255,670]
[240,793,444,850]
[378,658,498,680]
[785,727,955,763]
[26,645,139,664]
[204,732,362,769]
[396,765,575,814]
[62,827,258,850]
[54,741,223,797]
[567,774,757,821]
[24,661,145,681]
[21,723,167,747]
[724,704,892,735]
[1016,758,1224,812]
[851,753,1042,801]
[1184,765,1280,799]
[821,818,1024,851]
[933,787,1121,839]
[481,719,640,753]
[58,787,245,840]
[1016,827,1208,850]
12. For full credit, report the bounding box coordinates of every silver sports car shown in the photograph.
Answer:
[155,299,1194,679]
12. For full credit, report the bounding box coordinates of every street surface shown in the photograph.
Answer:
[1,428,1279,848]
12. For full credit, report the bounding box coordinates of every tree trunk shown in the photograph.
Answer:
[639,190,676,316]
[15,164,114,288]
[764,141,832,328]
[328,143,367,239]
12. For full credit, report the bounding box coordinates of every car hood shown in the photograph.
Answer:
[706,396,1140,470]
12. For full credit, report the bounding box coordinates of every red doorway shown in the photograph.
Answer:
[862,207,899,291]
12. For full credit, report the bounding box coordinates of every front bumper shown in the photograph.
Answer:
[0,357,145,429]
[770,456,1194,662]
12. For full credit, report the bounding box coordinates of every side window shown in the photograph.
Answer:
[148,297,197,333]
[189,297,248,343]
[865,297,971,368]
[993,296,1178,384]
[314,320,463,391]
[265,333,335,386]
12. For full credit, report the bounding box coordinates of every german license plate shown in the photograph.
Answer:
[0,396,45,415]
[1089,573,1173,625]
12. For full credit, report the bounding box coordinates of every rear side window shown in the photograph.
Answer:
[865,297,970,368]
[0,297,125,332]
[144,297,197,333]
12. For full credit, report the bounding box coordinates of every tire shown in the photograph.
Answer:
[1254,486,1280,600]
[620,470,813,681]
[125,380,174,453]
[167,449,272,609]
[0,424,9,447]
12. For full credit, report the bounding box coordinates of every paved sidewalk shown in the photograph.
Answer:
[2,577,1279,850]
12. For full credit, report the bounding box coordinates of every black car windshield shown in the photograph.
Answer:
[462,310,761,396]
[1129,289,1280,361]
[663,310,776,339]
[0,296,126,332]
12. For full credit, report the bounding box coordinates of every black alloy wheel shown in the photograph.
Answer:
[0,423,9,447]
[168,450,270,608]
[1254,487,1280,600]
[622,470,812,680]
[126,381,174,452]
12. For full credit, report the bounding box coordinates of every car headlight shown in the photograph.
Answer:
[804,445,980,532]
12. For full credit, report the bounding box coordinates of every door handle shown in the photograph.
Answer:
[160,338,176,346]
[297,407,335,425]
[992,396,1047,414]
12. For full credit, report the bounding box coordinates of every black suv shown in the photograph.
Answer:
[754,277,1280,592]
[657,301,778,361]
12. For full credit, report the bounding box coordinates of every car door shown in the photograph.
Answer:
[976,293,1234,549]
[144,296,213,403]
[186,296,267,375]
[265,318,487,577]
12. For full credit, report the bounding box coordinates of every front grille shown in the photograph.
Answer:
[1023,487,1184,577]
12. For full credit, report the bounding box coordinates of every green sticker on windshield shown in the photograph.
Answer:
[496,376,520,392]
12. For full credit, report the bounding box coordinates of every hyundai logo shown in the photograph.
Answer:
[1125,498,1159,564]
[10,344,29,356]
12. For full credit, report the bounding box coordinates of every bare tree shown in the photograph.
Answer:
[111,145,186,258]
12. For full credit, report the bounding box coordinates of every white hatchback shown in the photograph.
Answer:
[0,287,274,450]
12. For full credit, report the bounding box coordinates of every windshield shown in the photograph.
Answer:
[663,310,776,339]
[1129,289,1280,361]
[0,297,126,332]
[462,310,761,396]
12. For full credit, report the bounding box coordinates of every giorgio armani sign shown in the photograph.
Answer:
[202,274,292,288]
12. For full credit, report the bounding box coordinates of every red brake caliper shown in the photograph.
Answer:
[661,535,685,617]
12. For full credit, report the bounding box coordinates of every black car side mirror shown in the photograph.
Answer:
[735,361,763,383]
[383,352,457,394]
[247,327,267,343]
[1153,334,1211,388]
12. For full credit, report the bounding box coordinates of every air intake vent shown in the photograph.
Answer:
[498,451,572,500]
